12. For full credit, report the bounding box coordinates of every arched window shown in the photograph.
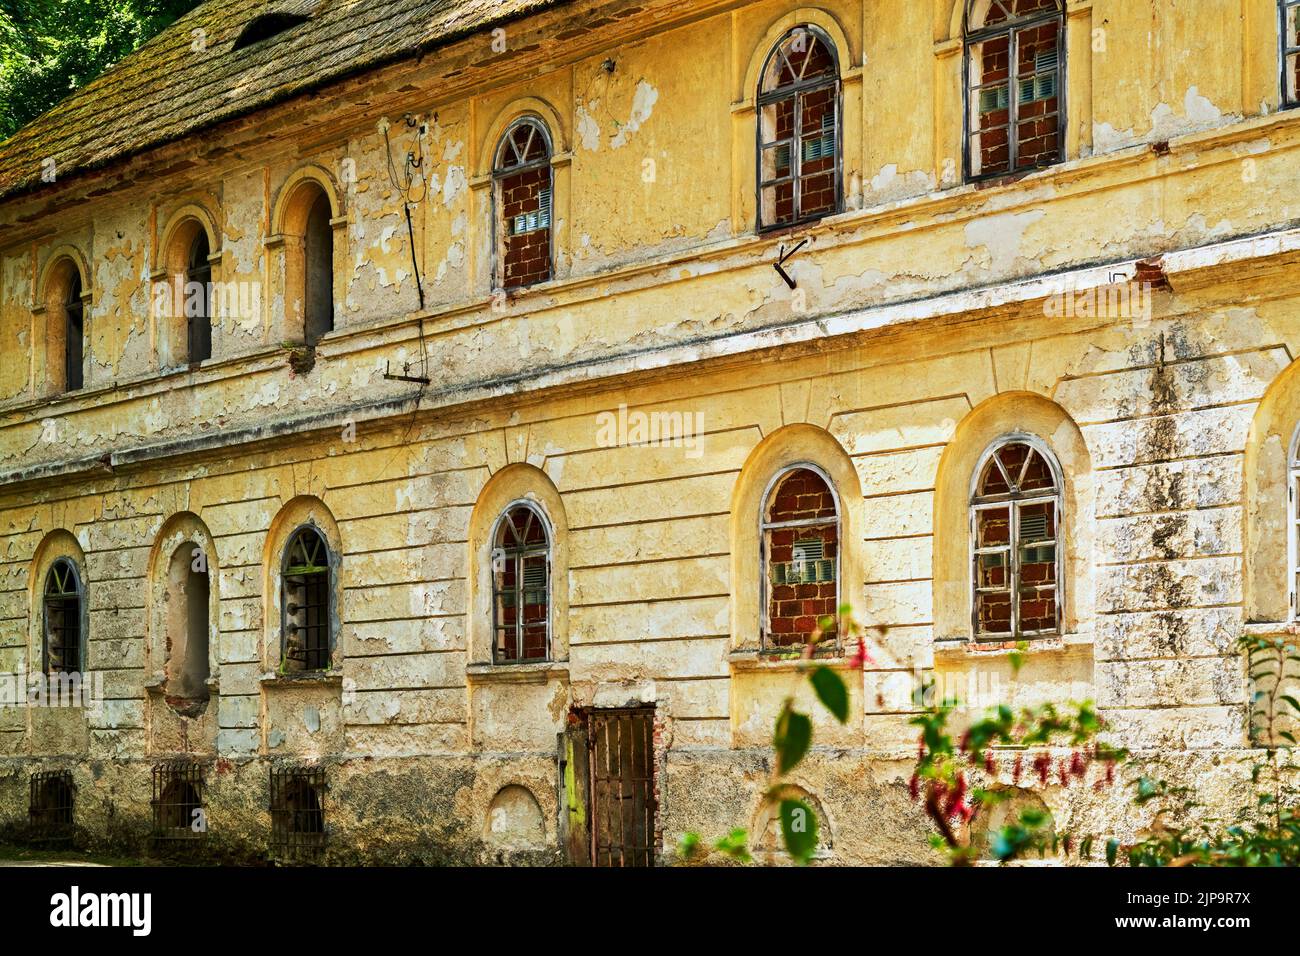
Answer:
[757,25,841,230]
[964,0,1064,180]
[1283,1,1300,108]
[971,438,1063,640]
[281,526,333,672]
[491,503,551,663]
[303,189,334,345]
[761,465,840,652]
[493,118,553,290]
[185,230,212,364]
[165,543,211,701]
[43,558,84,674]
[63,272,85,392]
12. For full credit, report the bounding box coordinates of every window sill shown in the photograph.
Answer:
[1242,622,1300,638]
[145,675,220,696]
[259,671,342,689]
[728,649,849,673]
[933,632,1093,661]
[466,661,569,685]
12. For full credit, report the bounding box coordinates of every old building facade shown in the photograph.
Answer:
[1,0,1299,864]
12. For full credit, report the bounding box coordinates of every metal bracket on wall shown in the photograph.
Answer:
[774,238,809,290]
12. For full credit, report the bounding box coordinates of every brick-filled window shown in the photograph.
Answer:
[965,0,1064,181]
[492,503,551,663]
[494,118,553,290]
[43,558,83,675]
[281,525,333,673]
[971,439,1062,640]
[757,26,842,230]
[1283,1,1300,107]
[761,466,840,653]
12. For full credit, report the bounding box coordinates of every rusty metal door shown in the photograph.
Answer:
[588,707,656,867]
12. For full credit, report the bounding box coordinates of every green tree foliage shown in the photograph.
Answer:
[0,0,201,140]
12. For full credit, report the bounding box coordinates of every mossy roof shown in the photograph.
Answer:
[0,0,568,201]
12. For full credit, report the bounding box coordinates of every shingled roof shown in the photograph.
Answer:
[0,0,569,201]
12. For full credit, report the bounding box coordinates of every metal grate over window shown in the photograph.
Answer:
[761,465,840,653]
[43,558,83,675]
[492,503,551,663]
[757,25,842,230]
[281,525,332,673]
[964,0,1064,181]
[151,761,206,842]
[971,438,1063,640]
[28,770,75,842]
[270,766,327,860]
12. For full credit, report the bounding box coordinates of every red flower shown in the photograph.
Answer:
[1033,752,1052,786]
[1012,752,1024,785]
[1070,750,1087,779]
[908,774,920,802]
[985,751,997,775]
[1058,758,1071,788]
[848,637,873,670]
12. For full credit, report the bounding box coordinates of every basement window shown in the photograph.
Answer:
[757,25,842,230]
[1283,1,1300,107]
[494,117,554,290]
[29,770,75,842]
[270,766,327,860]
[281,525,333,673]
[761,465,840,653]
[971,438,1063,640]
[234,12,310,50]
[491,502,552,663]
[152,761,206,842]
[964,0,1065,181]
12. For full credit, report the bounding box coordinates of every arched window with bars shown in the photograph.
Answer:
[761,465,840,653]
[281,526,333,673]
[970,437,1063,640]
[757,25,842,230]
[491,503,552,663]
[494,118,553,290]
[43,558,84,674]
[964,0,1064,180]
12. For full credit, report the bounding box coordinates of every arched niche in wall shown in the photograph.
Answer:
[154,203,222,369]
[34,249,92,397]
[146,512,220,714]
[1244,356,1300,623]
[268,166,346,349]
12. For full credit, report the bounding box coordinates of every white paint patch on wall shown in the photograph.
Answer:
[610,81,659,149]
[964,209,1046,274]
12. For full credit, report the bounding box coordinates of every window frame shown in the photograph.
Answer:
[63,272,85,393]
[968,434,1065,641]
[492,116,555,291]
[279,523,334,673]
[42,557,85,675]
[758,462,842,654]
[755,24,844,233]
[1286,423,1300,619]
[490,500,553,664]
[185,230,213,365]
[962,0,1067,183]
[1281,0,1300,109]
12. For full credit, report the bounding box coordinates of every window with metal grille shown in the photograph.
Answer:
[151,761,206,841]
[761,465,840,653]
[757,25,842,230]
[492,503,551,663]
[29,770,75,841]
[186,230,212,364]
[43,558,83,675]
[270,766,327,859]
[1283,1,1300,107]
[494,117,553,290]
[281,526,332,673]
[971,438,1063,640]
[964,0,1064,181]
